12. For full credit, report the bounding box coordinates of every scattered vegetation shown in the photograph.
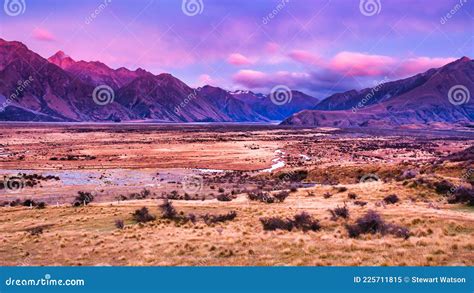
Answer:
[329,204,349,220]
[132,207,156,223]
[383,194,400,204]
[260,212,320,232]
[216,193,233,202]
[72,191,94,207]
[348,192,357,199]
[248,190,289,203]
[345,210,409,239]
[202,211,237,225]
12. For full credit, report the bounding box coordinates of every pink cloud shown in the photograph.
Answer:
[329,51,396,77]
[32,28,56,42]
[396,57,456,76]
[233,70,269,88]
[265,42,280,54]
[288,50,323,66]
[227,53,254,66]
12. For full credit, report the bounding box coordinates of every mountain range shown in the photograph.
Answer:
[0,39,319,123]
[282,57,473,128]
[0,38,472,128]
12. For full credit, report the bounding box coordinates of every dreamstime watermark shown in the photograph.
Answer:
[440,0,468,24]
[352,76,389,113]
[3,0,26,16]
[182,175,203,194]
[85,0,112,25]
[181,0,204,16]
[270,85,293,106]
[448,85,470,106]
[262,0,290,25]
[5,274,85,287]
[358,173,382,193]
[359,0,381,17]
[0,76,34,112]
[447,168,473,197]
[92,85,115,106]
[174,88,201,115]
[2,175,25,194]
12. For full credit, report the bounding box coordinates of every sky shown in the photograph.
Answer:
[0,0,473,98]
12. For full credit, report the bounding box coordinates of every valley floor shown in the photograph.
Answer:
[0,124,473,266]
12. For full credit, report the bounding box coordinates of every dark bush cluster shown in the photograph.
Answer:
[159,199,177,219]
[383,194,400,204]
[353,200,367,206]
[248,190,289,203]
[216,193,234,202]
[202,211,237,225]
[128,189,151,200]
[159,200,197,224]
[1,199,47,209]
[260,212,321,232]
[447,187,474,206]
[278,170,308,182]
[348,193,357,199]
[434,180,455,194]
[336,186,348,193]
[329,204,349,220]
[72,191,94,207]
[260,217,294,231]
[132,207,156,223]
[345,210,409,239]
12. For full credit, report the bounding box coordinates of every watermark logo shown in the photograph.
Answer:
[359,0,381,17]
[85,0,112,25]
[0,76,34,112]
[270,85,292,106]
[181,0,204,16]
[448,85,470,106]
[352,76,388,113]
[440,0,468,25]
[92,85,115,106]
[3,0,26,16]
[182,175,203,194]
[262,0,290,25]
[3,175,25,194]
[359,173,382,193]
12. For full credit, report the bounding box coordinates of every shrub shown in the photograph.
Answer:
[329,204,349,220]
[293,212,321,232]
[22,199,37,207]
[26,226,44,236]
[36,202,46,209]
[159,199,177,219]
[260,217,294,231]
[336,186,348,193]
[434,180,455,194]
[383,194,399,204]
[353,200,367,206]
[447,187,474,206]
[260,212,320,232]
[289,186,298,193]
[217,193,233,202]
[345,210,409,239]
[273,190,290,202]
[323,192,332,199]
[115,219,124,229]
[348,193,357,199]
[73,191,94,207]
[202,211,237,225]
[218,187,225,193]
[248,192,274,203]
[132,207,156,223]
